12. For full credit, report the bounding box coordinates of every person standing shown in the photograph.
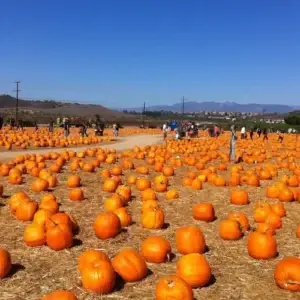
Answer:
[34,121,38,131]
[113,122,118,138]
[63,118,70,138]
[241,126,246,139]
[249,128,254,140]
[0,115,3,130]
[257,128,262,138]
[229,125,237,162]
[49,119,54,133]
[162,122,167,140]
[263,128,268,141]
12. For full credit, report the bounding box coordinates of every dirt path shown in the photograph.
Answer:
[0,134,163,161]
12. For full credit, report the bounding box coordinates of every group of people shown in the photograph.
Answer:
[240,126,284,142]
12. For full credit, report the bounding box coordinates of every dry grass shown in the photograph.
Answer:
[0,136,300,300]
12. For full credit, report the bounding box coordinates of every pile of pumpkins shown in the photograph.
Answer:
[0,133,300,299]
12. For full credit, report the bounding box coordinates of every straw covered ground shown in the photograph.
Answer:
[0,133,300,300]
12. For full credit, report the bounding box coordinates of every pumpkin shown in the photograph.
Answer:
[193,203,215,222]
[176,253,211,288]
[278,187,294,202]
[136,178,151,191]
[141,236,171,263]
[274,257,300,291]
[155,275,193,300]
[81,259,116,294]
[247,231,277,259]
[67,175,81,188]
[254,203,272,223]
[0,248,11,278]
[141,188,157,201]
[94,212,121,239]
[9,191,30,213]
[266,185,280,199]
[141,207,165,229]
[142,200,160,213]
[265,211,282,230]
[271,203,286,217]
[165,189,179,200]
[24,223,46,247]
[33,209,54,227]
[113,207,132,227]
[31,178,49,192]
[40,198,59,214]
[15,199,38,221]
[78,250,110,273]
[219,220,243,240]
[112,248,148,282]
[46,223,73,251]
[256,223,276,235]
[176,226,206,254]
[230,189,249,205]
[227,212,250,232]
[42,290,77,300]
[69,188,84,201]
[116,185,132,203]
[162,166,174,176]
[102,178,118,193]
[191,178,202,190]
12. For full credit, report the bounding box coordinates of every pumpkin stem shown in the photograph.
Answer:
[167,280,175,288]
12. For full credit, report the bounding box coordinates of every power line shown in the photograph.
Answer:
[13,81,21,122]
[181,96,185,119]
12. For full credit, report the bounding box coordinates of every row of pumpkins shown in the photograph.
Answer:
[0,136,300,299]
[0,127,162,150]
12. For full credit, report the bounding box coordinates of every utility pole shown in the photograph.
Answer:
[181,96,185,120]
[13,81,21,122]
[142,101,146,128]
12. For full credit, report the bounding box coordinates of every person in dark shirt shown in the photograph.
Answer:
[63,119,70,137]
[249,128,254,140]
[263,128,268,141]
[0,115,3,130]
[49,120,54,133]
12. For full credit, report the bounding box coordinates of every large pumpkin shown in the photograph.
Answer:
[247,232,277,259]
[112,248,148,282]
[176,253,211,288]
[274,257,300,291]
[141,207,165,229]
[81,260,116,294]
[192,203,215,222]
[155,275,193,300]
[176,226,206,254]
[78,249,110,273]
[219,220,243,240]
[94,212,121,239]
[0,248,11,278]
[46,223,73,251]
[141,236,171,263]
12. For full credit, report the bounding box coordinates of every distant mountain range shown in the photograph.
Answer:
[123,101,298,113]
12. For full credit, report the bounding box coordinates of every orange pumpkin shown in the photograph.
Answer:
[219,220,243,240]
[94,212,121,240]
[230,189,249,205]
[141,236,171,263]
[112,248,148,282]
[141,207,165,229]
[78,249,110,273]
[176,253,211,288]
[176,226,206,254]
[42,290,77,300]
[192,203,215,222]
[0,248,11,279]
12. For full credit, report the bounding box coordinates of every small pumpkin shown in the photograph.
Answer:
[69,188,84,201]
[67,175,81,188]
[24,223,46,247]
[113,207,132,227]
[42,290,77,300]
[141,207,165,229]
[46,223,73,251]
[230,189,249,205]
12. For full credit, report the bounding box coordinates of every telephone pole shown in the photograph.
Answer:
[142,101,146,128]
[13,81,21,122]
[181,96,185,120]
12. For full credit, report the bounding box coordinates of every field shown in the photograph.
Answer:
[0,132,300,300]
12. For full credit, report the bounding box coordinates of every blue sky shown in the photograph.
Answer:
[1,0,299,107]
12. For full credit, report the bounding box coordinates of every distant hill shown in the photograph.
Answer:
[124,101,296,113]
[0,94,131,121]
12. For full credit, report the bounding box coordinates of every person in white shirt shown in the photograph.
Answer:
[162,123,167,140]
[241,126,246,139]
